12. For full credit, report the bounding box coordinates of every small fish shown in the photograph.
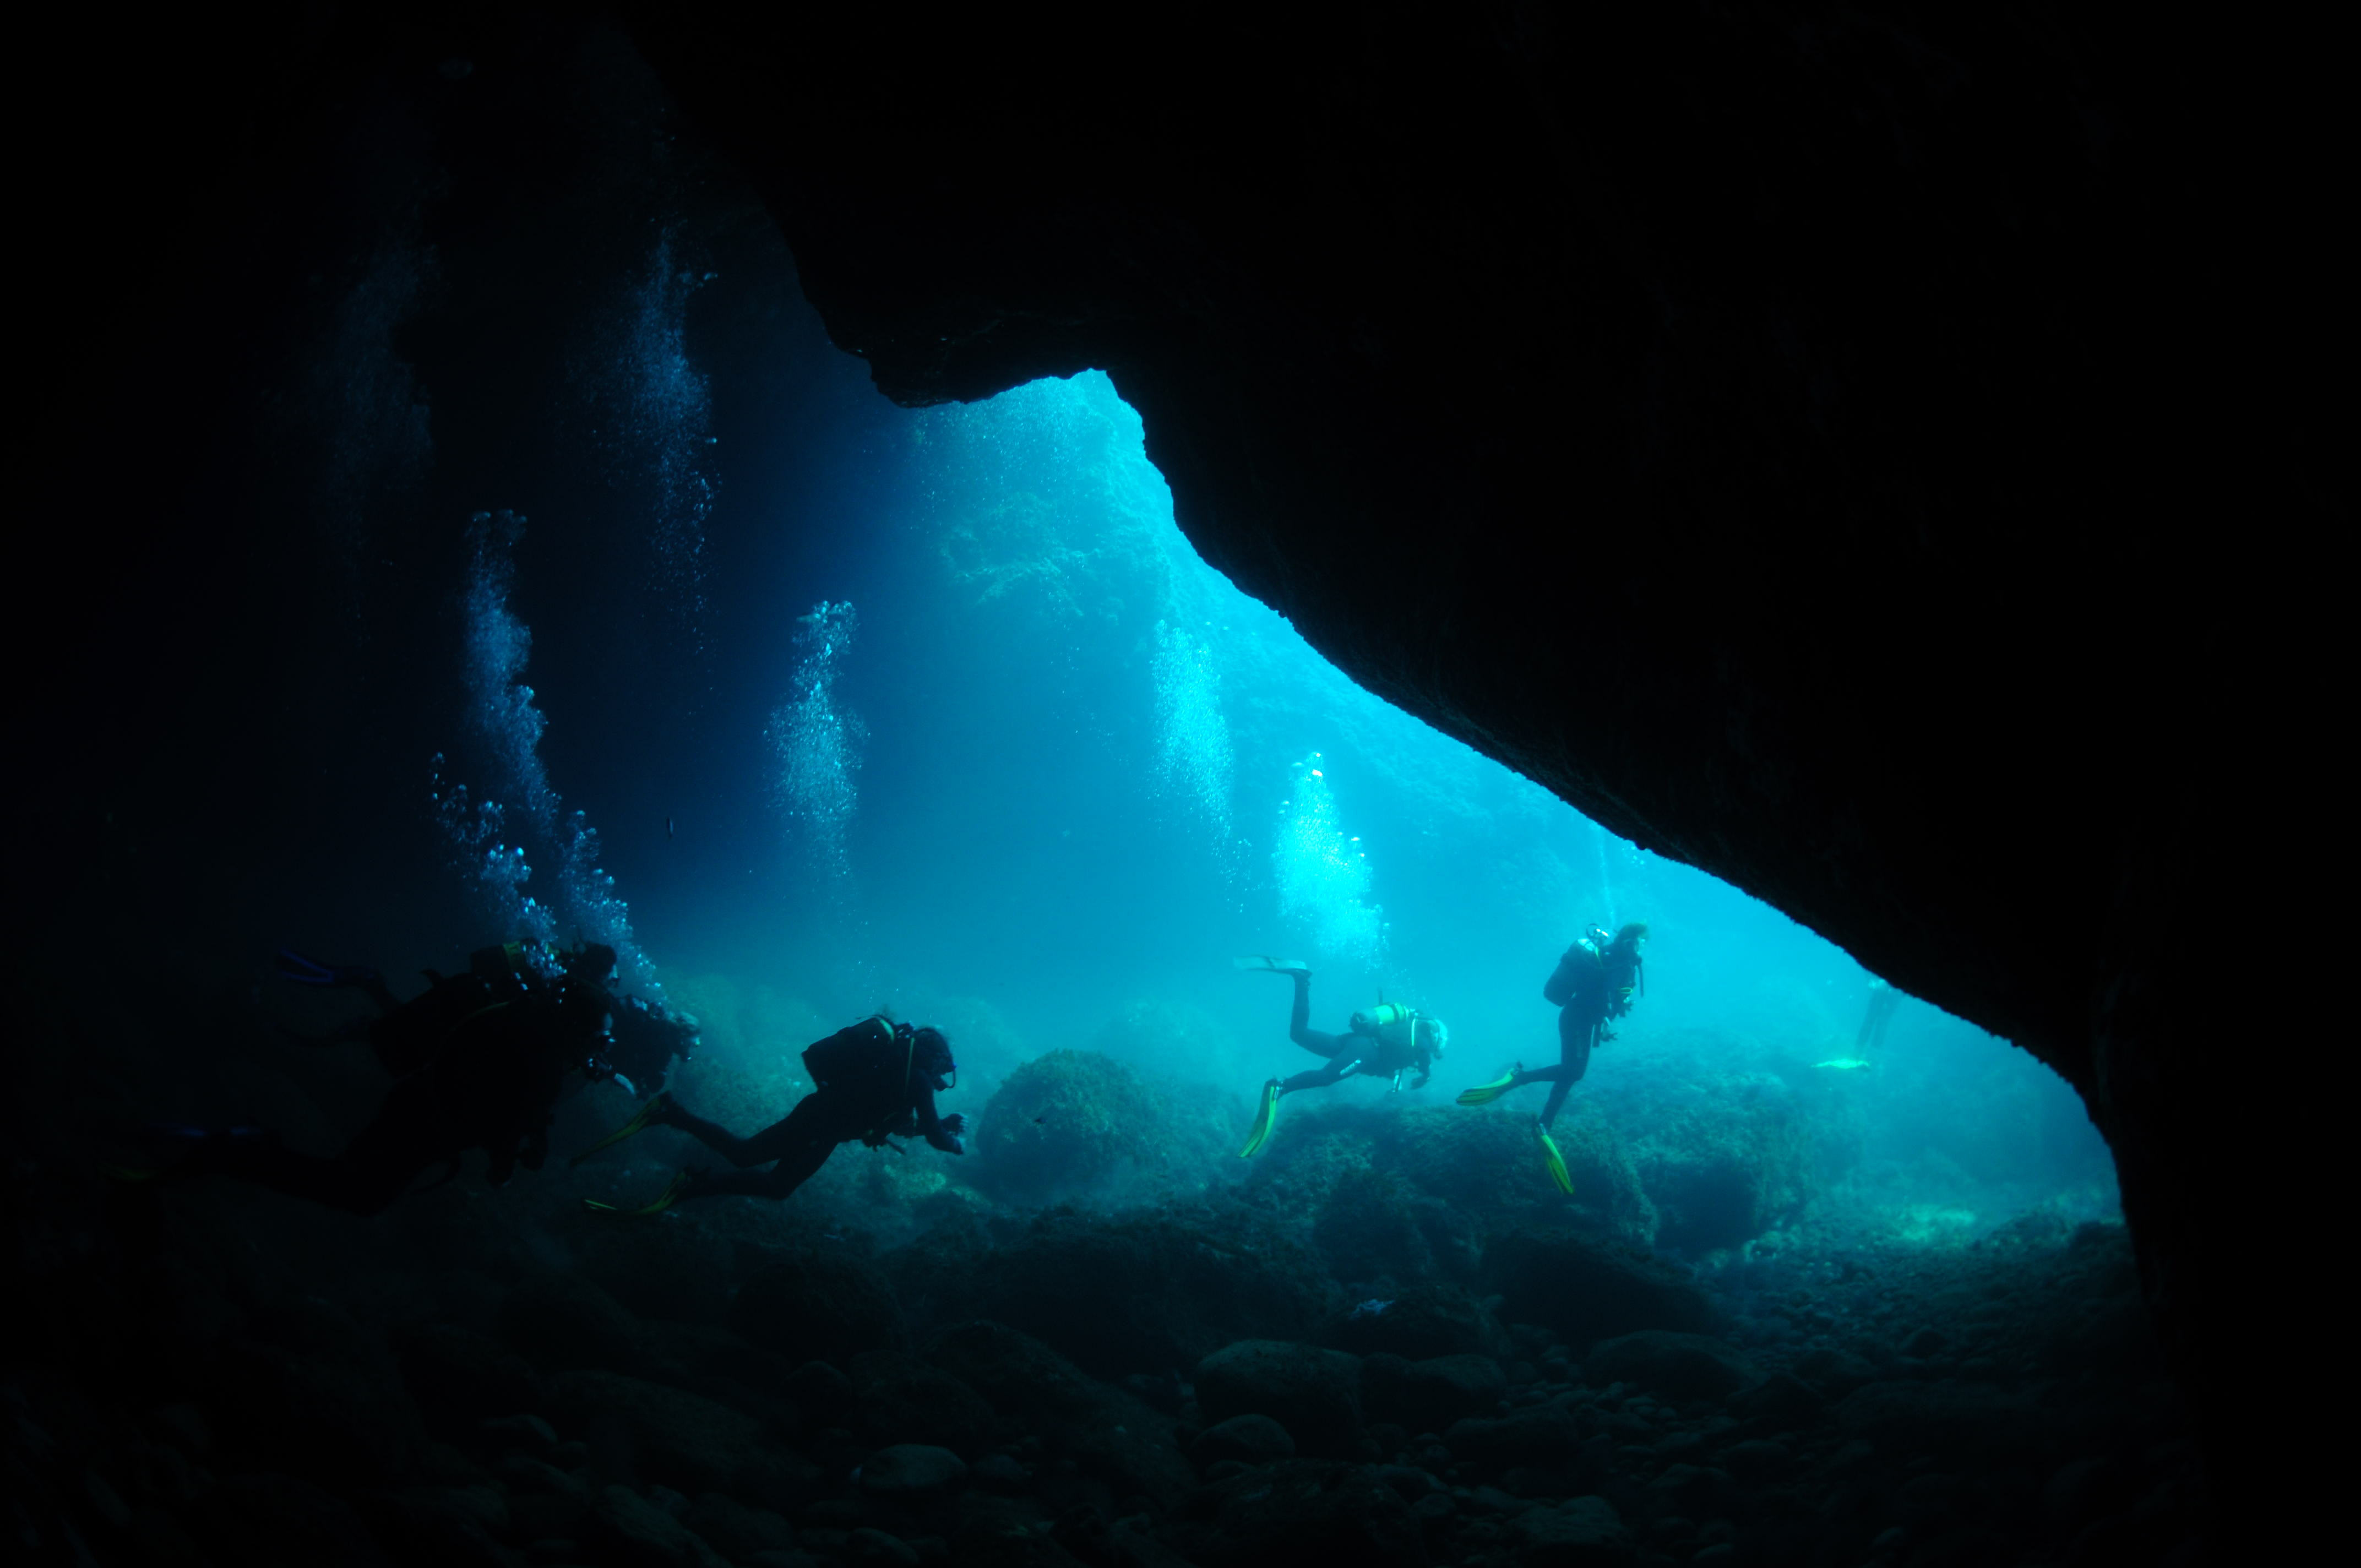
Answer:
[1033,1115,1047,1124]
[666,815,674,841]
[1348,1298,1395,1320]
[1815,1058,1874,1072]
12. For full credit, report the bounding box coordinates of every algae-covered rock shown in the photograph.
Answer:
[971,1047,1241,1206]
[1591,1061,1820,1254]
[1479,1231,1715,1352]
[1249,1104,1657,1251]
[971,1049,1163,1205]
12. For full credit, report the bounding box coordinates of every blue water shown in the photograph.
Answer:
[437,365,2117,1256]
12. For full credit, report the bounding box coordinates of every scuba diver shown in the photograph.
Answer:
[572,1013,967,1215]
[1233,956,1448,1157]
[121,940,624,1216]
[1457,922,1647,1188]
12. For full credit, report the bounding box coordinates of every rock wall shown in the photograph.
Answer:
[622,1,2334,1517]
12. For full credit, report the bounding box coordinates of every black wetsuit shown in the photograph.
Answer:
[192,970,609,1215]
[1278,971,1424,1092]
[1527,939,1640,1125]
[662,1017,960,1201]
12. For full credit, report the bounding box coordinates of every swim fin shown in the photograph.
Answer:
[1537,1123,1575,1196]
[1456,1065,1522,1106]
[1233,955,1310,975]
[582,1170,693,1217]
[570,1091,674,1167]
[1239,1079,1283,1157]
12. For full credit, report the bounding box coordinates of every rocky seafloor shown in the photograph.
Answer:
[8,1030,2208,1568]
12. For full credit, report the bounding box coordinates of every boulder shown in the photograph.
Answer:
[1318,1285,1510,1360]
[547,1370,765,1493]
[1444,1405,1582,1469]
[1513,1495,1632,1566]
[1832,1380,2036,1461]
[589,1484,731,1568]
[1200,1459,1427,1568]
[923,1320,1198,1507]
[962,1205,1328,1379]
[370,1485,510,1567]
[1582,1332,1754,1403]
[1194,1341,1363,1458]
[392,1325,544,1434]
[1730,1371,1825,1433]
[688,1493,796,1560]
[924,1320,1107,1428]
[732,1246,902,1359]
[208,1334,423,1488]
[970,1049,1166,1205]
[1191,1414,1296,1470]
[499,1271,651,1374]
[188,1472,392,1568]
[1478,1232,1713,1351]
[1640,1463,1732,1521]
[859,1444,970,1498]
[844,1352,995,1455]
[480,1412,559,1455]
[1361,1353,1508,1431]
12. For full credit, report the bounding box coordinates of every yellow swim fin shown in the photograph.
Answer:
[1239,1079,1282,1157]
[570,1091,673,1167]
[1456,1065,1522,1107]
[1537,1123,1574,1195]
[582,1170,693,1217]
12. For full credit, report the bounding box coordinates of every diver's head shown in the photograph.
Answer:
[911,1026,956,1092]
[1417,1017,1449,1059]
[565,943,620,985]
[1610,922,1649,952]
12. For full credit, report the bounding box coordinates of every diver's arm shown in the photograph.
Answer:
[912,1084,963,1153]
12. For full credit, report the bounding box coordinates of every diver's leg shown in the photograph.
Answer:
[728,1094,847,1167]
[1280,1053,1356,1094]
[1538,1017,1596,1128]
[1284,971,1352,1056]
[678,1132,836,1202]
[655,1102,776,1168]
